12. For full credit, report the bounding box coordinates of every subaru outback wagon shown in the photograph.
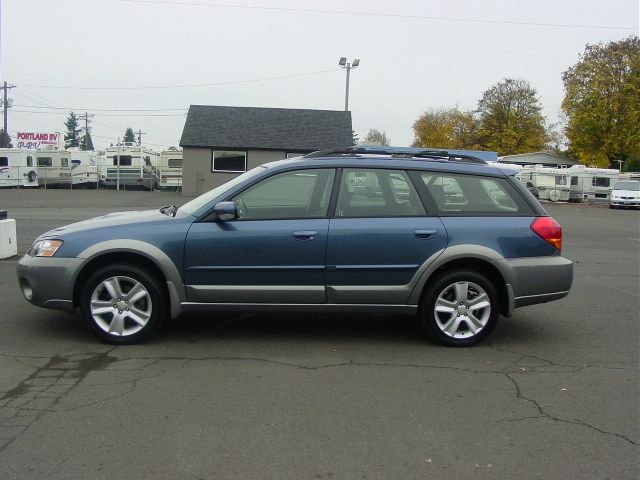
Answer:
[17,147,573,346]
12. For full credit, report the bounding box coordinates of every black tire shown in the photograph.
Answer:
[419,269,500,347]
[80,263,166,344]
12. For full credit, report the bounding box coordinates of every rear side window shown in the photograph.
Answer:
[0,157,8,167]
[418,172,534,215]
[335,169,425,217]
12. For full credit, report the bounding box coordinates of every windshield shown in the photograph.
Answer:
[613,181,640,191]
[179,166,267,215]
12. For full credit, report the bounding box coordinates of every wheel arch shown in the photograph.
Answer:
[73,240,186,317]
[409,247,513,316]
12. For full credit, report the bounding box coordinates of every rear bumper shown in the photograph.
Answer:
[16,255,84,312]
[504,255,573,309]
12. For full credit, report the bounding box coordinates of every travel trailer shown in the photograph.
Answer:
[34,148,72,188]
[67,149,105,188]
[516,166,571,202]
[0,148,39,188]
[159,148,183,190]
[516,165,620,202]
[104,143,160,190]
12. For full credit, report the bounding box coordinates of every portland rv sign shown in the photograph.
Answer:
[16,132,60,149]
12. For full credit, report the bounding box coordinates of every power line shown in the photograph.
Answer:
[10,109,186,117]
[120,0,637,31]
[18,68,339,90]
[12,103,187,112]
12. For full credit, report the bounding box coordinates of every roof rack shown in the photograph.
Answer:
[304,146,487,164]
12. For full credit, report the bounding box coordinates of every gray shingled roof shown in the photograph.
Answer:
[180,105,353,151]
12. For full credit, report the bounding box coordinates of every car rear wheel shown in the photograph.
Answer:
[419,269,499,346]
[80,264,166,344]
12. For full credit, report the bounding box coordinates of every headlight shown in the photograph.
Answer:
[29,239,63,257]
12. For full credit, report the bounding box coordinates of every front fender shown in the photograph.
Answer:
[76,240,186,316]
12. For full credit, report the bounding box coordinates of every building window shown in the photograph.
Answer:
[168,159,182,168]
[0,157,8,167]
[113,155,132,166]
[212,150,246,173]
[286,152,308,159]
[37,157,52,167]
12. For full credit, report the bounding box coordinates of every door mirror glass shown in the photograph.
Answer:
[213,201,237,221]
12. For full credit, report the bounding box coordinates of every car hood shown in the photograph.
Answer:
[612,189,640,197]
[39,209,171,239]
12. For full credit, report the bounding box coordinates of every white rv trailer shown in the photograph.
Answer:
[516,164,620,202]
[67,149,106,188]
[564,165,620,202]
[34,148,72,188]
[159,148,183,190]
[104,143,160,190]
[516,165,571,202]
[0,149,39,188]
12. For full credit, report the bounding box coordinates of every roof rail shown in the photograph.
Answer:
[305,146,487,164]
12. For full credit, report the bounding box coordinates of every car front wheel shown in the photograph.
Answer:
[80,264,166,344]
[419,269,499,346]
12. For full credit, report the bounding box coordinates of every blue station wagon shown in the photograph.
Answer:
[17,147,573,346]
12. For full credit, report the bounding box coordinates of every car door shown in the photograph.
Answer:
[325,168,447,304]
[183,168,335,304]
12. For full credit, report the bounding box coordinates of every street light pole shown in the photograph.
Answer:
[339,57,360,111]
[116,137,121,191]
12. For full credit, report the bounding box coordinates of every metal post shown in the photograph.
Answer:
[344,63,350,111]
[2,81,8,135]
[116,138,121,191]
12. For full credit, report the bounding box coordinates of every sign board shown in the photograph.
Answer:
[15,132,60,149]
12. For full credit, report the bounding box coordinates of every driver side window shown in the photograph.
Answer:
[232,169,335,220]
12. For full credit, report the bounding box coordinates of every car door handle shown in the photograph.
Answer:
[414,229,438,239]
[293,230,318,241]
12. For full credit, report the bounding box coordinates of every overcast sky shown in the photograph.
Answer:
[1,0,638,150]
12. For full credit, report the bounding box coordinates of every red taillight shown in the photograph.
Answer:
[531,217,562,250]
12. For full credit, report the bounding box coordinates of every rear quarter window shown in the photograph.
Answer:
[416,172,535,216]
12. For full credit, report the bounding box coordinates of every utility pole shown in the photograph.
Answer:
[1,81,16,144]
[116,137,121,191]
[78,112,94,150]
[136,129,146,146]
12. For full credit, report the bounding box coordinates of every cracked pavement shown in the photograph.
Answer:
[0,191,638,479]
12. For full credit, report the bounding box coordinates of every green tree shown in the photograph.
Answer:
[412,107,480,149]
[123,127,136,144]
[476,78,548,155]
[363,128,390,146]
[81,131,94,151]
[0,129,11,148]
[561,36,640,168]
[64,112,81,148]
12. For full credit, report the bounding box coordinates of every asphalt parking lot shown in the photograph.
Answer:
[0,190,638,480]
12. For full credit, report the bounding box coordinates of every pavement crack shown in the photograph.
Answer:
[0,348,118,453]
[504,371,637,446]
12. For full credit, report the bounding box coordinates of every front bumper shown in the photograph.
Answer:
[504,255,573,308]
[610,199,640,207]
[17,255,85,312]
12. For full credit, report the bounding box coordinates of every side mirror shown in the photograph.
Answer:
[213,201,237,221]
